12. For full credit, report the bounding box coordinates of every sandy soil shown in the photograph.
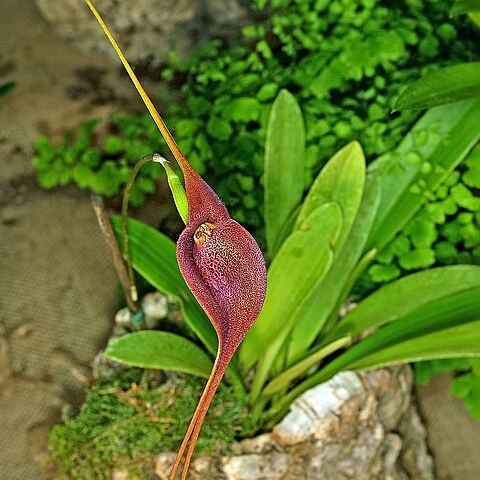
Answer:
[0,1,479,479]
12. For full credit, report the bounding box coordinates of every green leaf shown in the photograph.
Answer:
[241,203,342,397]
[398,248,435,270]
[225,97,261,122]
[206,116,233,141]
[451,0,480,15]
[105,331,213,378]
[103,135,124,155]
[347,320,480,370]
[261,336,351,396]
[395,63,480,110]
[368,98,480,250]
[110,216,217,355]
[368,263,401,282]
[332,266,480,339]
[264,90,306,257]
[286,171,379,364]
[257,83,279,102]
[295,142,366,248]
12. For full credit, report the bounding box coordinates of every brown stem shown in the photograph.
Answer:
[91,195,138,312]
[121,154,154,302]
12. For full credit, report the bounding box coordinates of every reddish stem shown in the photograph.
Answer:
[168,348,229,480]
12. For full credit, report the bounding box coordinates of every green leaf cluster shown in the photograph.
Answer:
[367,144,480,285]
[33,0,477,224]
[161,0,477,240]
[48,369,252,479]
[32,114,165,206]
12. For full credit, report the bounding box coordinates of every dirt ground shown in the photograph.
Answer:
[0,1,479,479]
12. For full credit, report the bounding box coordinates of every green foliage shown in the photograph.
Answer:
[32,114,164,206]
[110,93,480,431]
[415,358,480,418]
[33,0,476,224]
[48,369,251,479]
[161,0,476,239]
[105,331,214,378]
[264,89,305,258]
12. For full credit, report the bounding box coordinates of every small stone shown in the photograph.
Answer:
[114,291,169,330]
[272,371,364,446]
[155,452,176,478]
[233,433,272,455]
[223,452,290,480]
[143,291,168,328]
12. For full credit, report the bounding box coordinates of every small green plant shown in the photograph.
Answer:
[49,369,252,479]
[365,145,480,286]
[32,115,164,206]
[108,90,480,431]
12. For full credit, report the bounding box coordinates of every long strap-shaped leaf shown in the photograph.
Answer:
[269,271,480,420]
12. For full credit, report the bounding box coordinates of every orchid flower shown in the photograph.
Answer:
[83,2,267,478]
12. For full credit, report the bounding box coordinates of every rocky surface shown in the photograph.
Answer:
[155,365,434,480]
[35,0,251,64]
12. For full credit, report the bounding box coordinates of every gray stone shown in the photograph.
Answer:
[154,365,435,480]
[223,453,290,480]
[35,0,250,63]
[114,291,169,331]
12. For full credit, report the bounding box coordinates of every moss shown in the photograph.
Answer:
[48,369,251,479]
